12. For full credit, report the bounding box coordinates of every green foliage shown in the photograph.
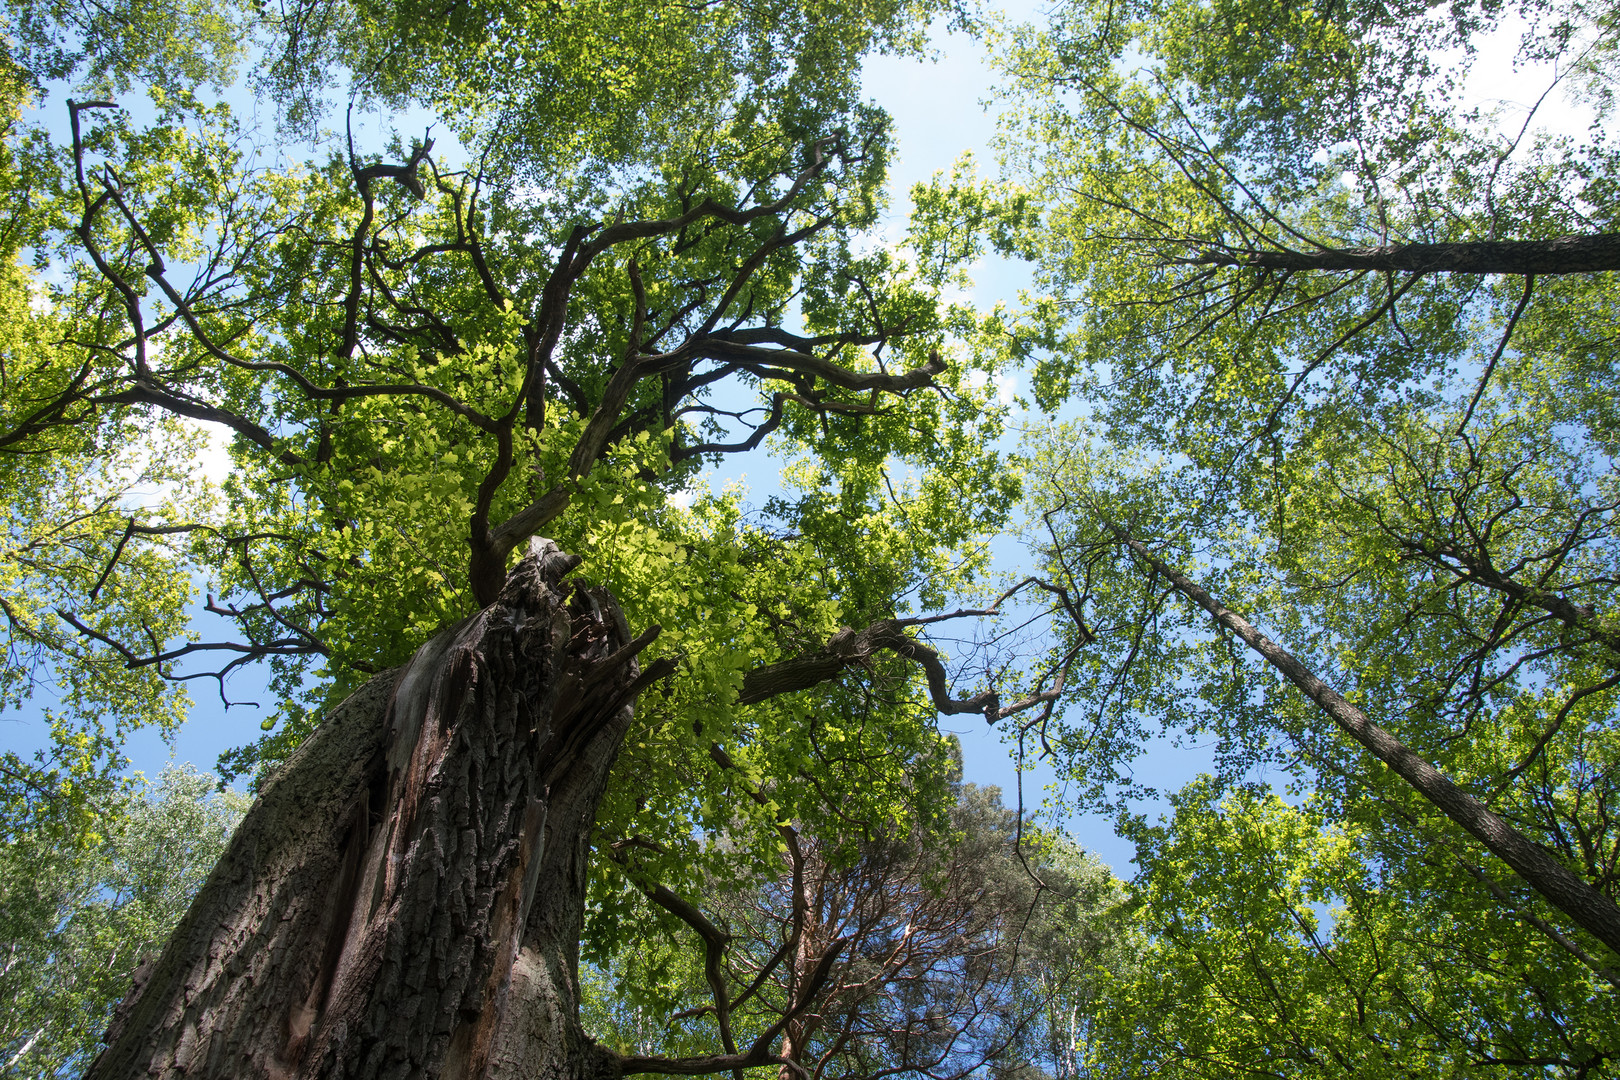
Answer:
[0,766,247,1079]
[995,0,1620,435]
[1021,400,1620,1070]
[0,59,203,847]
[0,0,1021,762]
[1088,784,1619,1078]
[2,0,245,96]
[1,0,1040,1067]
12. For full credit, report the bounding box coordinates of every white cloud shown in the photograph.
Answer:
[964,369,1016,405]
[938,257,987,307]
[27,277,50,315]
[190,420,235,486]
[1457,16,1601,142]
[666,471,722,510]
[117,419,233,514]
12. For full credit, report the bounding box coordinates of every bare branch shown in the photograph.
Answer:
[738,578,1080,723]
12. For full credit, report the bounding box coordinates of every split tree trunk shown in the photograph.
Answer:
[87,539,668,1080]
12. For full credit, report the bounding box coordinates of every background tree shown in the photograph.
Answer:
[0,766,248,1079]
[993,0,1620,441]
[1084,781,1619,1079]
[0,37,201,870]
[590,760,1126,1080]
[1012,408,1620,1071]
[929,0,1620,1069]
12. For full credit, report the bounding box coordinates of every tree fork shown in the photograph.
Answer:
[1109,523,1620,959]
[87,538,671,1080]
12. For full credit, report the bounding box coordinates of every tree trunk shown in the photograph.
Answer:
[1109,524,1620,960]
[87,538,669,1080]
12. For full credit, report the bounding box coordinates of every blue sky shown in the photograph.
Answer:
[93,11,1151,866]
[0,10,1317,877]
[7,2,1599,877]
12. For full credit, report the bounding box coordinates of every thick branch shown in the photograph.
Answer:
[640,881,739,1058]
[478,347,950,602]
[1394,535,1620,662]
[616,1050,807,1080]
[1187,233,1620,276]
[737,583,1073,722]
[705,343,944,394]
[103,382,301,466]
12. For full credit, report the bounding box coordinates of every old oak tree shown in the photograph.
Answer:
[0,0,1066,1075]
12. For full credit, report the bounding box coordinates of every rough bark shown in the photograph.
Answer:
[1112,525,1620,959]
[87,538,670,1080]
[1187,232,1620,275]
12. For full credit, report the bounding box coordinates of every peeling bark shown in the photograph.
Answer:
[88,538,669,1080]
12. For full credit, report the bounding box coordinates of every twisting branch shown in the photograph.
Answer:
[63,100,974,704]
[55,608,326,681]
[737,576,1082,721]
[639,882,743,1062]
[478,345,950,599]
[1385,532,1620,663]
[609,742,830,1080]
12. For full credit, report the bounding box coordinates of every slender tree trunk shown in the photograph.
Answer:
[1110,525,1620,959]
[86,539,669,1080]
[1190,232,1620,275]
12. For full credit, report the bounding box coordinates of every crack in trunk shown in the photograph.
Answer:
[88,538,663,1080]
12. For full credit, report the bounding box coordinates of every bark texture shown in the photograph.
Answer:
[88,538,668,1080]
